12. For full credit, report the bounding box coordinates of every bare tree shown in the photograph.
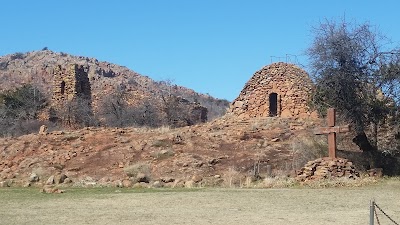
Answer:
[0,84,47,136]
[307,19,400,152]
[98,90,130,127]
[53,97,97,128]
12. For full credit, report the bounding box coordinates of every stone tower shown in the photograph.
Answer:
[230,62,316,119]
[50,64,92,123]
[51,64,91,104]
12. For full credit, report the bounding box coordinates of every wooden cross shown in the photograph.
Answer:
[314,108,350,158]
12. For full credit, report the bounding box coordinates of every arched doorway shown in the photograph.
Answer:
[269,93,278,117]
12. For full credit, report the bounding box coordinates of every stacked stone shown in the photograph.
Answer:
[73,64,91,99]
[230,62,316,119]
[51,64,91,107]
[296,157,359,181]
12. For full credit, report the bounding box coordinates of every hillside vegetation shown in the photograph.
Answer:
[0,50,229,136]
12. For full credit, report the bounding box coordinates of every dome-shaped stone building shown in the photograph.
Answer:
[230,62,316,119]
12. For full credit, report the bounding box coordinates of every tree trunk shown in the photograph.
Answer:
[352,132,377,152]
[371,121,378,149]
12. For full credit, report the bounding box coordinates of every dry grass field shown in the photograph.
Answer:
[1,179,400,225]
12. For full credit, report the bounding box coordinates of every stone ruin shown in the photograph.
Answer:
[49,63,207,127]
[50,64,92,122]
[51,64,91,104]
[230,62,317,119]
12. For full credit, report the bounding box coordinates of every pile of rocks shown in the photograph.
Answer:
[230,62,317,119]
[296,157,359,181]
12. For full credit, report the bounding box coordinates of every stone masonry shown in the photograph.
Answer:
[230,62,317,119]
[50,64,92,124]
[51,64,91,106]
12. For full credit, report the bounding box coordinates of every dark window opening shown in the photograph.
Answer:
[60,81,66,95]
[269,93,278,117]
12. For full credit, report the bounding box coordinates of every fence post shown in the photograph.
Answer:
[370,200,375,225]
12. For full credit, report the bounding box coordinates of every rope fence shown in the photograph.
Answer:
[370,200,399,225]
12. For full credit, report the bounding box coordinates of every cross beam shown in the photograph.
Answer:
[314,108,350,158]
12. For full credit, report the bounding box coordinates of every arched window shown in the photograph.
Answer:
[60,81,66,95]
[269,93,278,117]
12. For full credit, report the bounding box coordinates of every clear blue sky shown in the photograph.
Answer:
[1,1,400,101]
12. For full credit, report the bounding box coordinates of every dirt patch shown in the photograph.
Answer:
[0,115,350,186]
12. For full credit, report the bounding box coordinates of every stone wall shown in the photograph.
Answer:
[230,62,317,119]
[296,157,359,181]
[51,64,91,106]
[50,64,92,124]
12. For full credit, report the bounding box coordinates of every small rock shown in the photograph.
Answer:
[114,180,123,188]
[99,177,110,184]
[41,186,64,194]
[152,181,163,188]
[160,149,169,155]
[172,179,185,188]
[52,131,64,135]
[29,173,39,183]
[161,177,175,183]
[233,101,244,108]
[63,178,72,184]
[39,125,48,135]
[208,158,220,165]
[46,175,55,185]
[184,180,195,188]
[133,182,149,189]
[136,173,150,183]
[270,138,280,142]
[214,175,221,178]
[191,175,203,183]
[59,174,68,184]
[0,181,10,187]
[122,179,133,188]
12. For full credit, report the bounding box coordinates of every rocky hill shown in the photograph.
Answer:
[0,50,230,127]
[1,51,398,189]
[0,115,330,188]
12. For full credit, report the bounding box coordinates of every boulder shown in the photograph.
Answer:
[45,175,55,185]
[0,181,10,187]
[29,173,39,183]
[58,174,68,184]
[161,177,175,183]
[41,186,64,194]
[63,178,72,184]
[152,181,163,188]
[136,173,150,183]
[39,125,48,135]
[184,180,195,188]
[122,179,133,188]
[191,175,203,183]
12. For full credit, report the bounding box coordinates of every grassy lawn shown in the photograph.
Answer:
[1,180,400,225]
